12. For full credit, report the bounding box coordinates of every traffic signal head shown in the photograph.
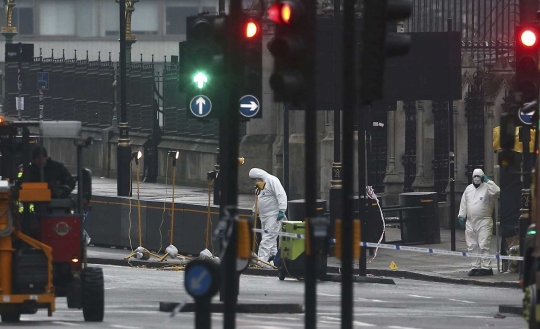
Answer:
[515,26,540,104]
[240,16,263,118]
[268,0,308,103]
[360,0,412,101]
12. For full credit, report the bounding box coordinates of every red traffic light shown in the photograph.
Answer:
[268,1,303,25]
[245,21,259,38]
[521,29,538,47]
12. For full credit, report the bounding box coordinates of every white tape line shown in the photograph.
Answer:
[253,228,524,261]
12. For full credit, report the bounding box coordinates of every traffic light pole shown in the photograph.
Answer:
[117,0,131,197]
[448,18,456,252]
[304,0,318,326]
[221,0,243,328]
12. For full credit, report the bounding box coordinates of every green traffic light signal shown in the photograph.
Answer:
[193,72,208,89]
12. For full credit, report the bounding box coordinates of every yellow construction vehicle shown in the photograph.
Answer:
[0,118,103,323]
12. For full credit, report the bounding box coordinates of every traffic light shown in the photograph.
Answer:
[267,0,309,103]
[515,25,540,105]
[360,0,412,101]
[240,15,263,118]
[184,13,227,118]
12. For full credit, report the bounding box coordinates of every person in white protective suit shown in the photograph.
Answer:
[249,168,287,265]
[458,168,500,277]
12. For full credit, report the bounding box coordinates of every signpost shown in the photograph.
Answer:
[238,95,260,118]
[184,259,220,329]
[189,95,213,118]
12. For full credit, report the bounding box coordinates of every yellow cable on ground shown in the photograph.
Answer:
[157,160,170,255]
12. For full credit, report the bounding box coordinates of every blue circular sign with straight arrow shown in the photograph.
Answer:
[190,95,212,118]
[239,95,260,118]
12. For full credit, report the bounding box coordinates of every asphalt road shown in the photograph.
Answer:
[0,264,526,329]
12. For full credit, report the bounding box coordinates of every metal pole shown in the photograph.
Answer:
[117,0,131,196]
[77,145,83,215]
[341,0,355,327]
[448,18,456,251]
[17,42,22,121]
[330,0,343,242]
[304,0,318,328]
[284,104,290,200]
[219,0,225,14]
[520,126,531,275]
[222,0,243,327]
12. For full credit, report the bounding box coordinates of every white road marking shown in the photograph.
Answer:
[388,326,421,329]
[52,321,81,326]
[110,325,142,329]
[318,293,340,297]
[448,298,475,304]
[408,294,432,299]
[105,287,118,290]
[321,316,375,327]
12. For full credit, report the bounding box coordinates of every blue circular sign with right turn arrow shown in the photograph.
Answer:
[238,95,260,118]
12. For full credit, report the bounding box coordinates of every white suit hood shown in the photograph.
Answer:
[250,167,287,219]
[472,168,484,177]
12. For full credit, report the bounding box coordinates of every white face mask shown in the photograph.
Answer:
[473,177,482,185]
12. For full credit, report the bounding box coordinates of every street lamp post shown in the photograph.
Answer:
[117,0,138,196]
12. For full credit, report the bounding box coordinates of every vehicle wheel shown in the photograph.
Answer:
[278,265,286,281]
[1,312,21,322]
[82,267,104,322]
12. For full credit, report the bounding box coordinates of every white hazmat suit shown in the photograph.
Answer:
[458,168,500,271]
[249,168,287,262]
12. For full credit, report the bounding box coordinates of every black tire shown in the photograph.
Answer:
[1,312,21,323]
[82,267,104,322]
[278,265,286,281]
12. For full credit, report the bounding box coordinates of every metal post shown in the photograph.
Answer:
[219,0,225,14]
[17,42,22,121]
[283,104,290,200]
[304,1,318,328]
[341,0,355,327]
[221,0,243,327]
[520,126,531,274]
[77,145,83,215]
[448,18,456,251]
[38,85,44,182]
[117,0,131,197]
[330,0,343,241]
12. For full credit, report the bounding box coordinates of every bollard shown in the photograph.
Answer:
[184,259,221,329]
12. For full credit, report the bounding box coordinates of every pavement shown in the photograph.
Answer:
[87,225,520,289]
[84,177,520,288]
[6,265,525,328]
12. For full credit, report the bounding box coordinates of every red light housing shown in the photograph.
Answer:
[268,1,303,25]
[268,4,281,23]
[521,29,537,47]
[245,21,259,38]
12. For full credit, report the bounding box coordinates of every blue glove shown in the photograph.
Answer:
[251,212,256,222]
[482,174,489,183]
[277,211,285,221]
[458,216,465,229]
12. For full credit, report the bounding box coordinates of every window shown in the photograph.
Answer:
[166,7,198,35]
[165,6,216,35]
[40,0,75,36]
[76,0,98,37]
[100,1,118,37]
[131,2,158,36]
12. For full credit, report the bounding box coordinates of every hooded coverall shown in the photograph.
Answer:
[249,168,288,262]
[458,168,500,270]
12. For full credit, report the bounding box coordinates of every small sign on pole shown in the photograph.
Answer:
[16,96,24,111]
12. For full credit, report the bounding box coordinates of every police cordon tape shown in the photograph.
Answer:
[252,228,524,261]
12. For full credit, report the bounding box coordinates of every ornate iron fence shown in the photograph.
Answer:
[432,100,449,200]
[404,0,518,68]
[3,51,244,140]
[402,101,417,192]
[464,72,486,182]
